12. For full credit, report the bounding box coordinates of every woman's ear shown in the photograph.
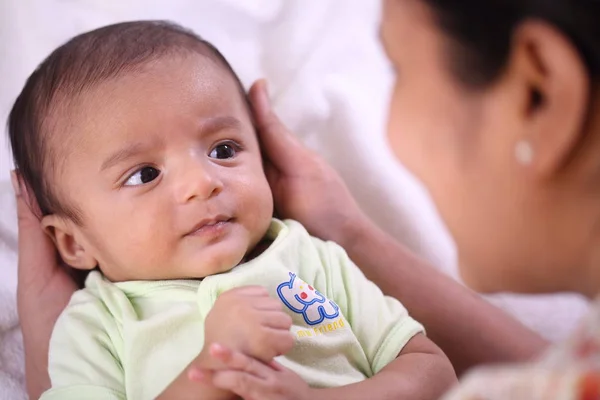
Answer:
[511,21,589,176]
[41,214,97,270]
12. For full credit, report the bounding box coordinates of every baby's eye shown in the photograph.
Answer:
[209,143,237,160]
[124,166,161,186]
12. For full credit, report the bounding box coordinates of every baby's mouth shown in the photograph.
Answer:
[185,216,233,237]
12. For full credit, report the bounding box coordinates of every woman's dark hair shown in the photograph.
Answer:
[422,0,600,87]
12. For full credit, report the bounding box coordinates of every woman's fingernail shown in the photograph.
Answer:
[259,79,271,112]
[10,170,21,196]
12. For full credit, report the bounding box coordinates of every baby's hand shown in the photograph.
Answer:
[191,344,313,400]
[158,292,293,400]
[203,286,294,366]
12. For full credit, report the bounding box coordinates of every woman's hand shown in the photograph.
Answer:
[11,172,77,399]
[248,80,370,248]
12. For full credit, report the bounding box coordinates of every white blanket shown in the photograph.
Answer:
[0,1,588,399]
[0,182,24,400]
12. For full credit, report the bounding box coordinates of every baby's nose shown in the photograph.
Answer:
[175,161,223,203]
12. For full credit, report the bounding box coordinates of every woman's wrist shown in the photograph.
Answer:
[331,211,378,253]
[22,335,51,399]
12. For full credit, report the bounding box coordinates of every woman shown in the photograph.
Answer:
[16,0,598,397]
[381,0,600,397]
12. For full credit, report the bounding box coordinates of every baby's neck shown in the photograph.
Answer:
[90,239,274,284]
[242,239,273,264]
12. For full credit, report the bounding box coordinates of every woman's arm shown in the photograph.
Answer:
[314,334,456,400]
[338,215,546,375]
[249,80,548,374]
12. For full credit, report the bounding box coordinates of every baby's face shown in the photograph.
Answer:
[51,54,273,282]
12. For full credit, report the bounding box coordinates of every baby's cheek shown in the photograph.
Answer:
[88,204,167,258]
[252,190,274,232]
[236,173,273,220]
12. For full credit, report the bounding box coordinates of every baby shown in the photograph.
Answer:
[9,21,454,400]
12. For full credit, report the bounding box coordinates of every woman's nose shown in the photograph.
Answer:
[175,161,223,204]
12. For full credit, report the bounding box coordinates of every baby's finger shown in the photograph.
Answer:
[211,369,269,400]
[260,311,293,329]
[187,365,209,383]
[209,343,272,379]
[267,359,285,372]
[254,328,294,359]
[225,285,269,297]
[271,329,295,355]
[251,296,284,311]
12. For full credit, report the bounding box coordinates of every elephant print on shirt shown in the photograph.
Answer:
[276,272,339,325]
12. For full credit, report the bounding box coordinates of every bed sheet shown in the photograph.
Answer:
[0,1,588,398]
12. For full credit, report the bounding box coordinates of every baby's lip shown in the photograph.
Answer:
[185,215,232,236]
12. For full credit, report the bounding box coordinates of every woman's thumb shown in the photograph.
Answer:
[11,171,56,281]
[249,80,305,171]
[11,170,41,226]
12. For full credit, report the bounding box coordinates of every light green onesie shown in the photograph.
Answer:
[41,219,424,400]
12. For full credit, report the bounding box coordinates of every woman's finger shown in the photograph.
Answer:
[248,80,307,172]
[11,171,59,291]
[263,160,280,186]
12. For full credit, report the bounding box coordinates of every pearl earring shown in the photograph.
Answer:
[515,140,533,165]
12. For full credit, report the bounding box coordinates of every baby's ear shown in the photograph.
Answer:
[41,215,97,270]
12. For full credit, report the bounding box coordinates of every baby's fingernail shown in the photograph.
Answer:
[210,343,224,353]
[188,368,204,382]
[210,343,231,361]
[10,170,21,197]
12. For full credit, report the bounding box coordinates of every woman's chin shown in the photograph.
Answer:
[458,263,525,294]
[459,270,502,294]
[458,263,572,295]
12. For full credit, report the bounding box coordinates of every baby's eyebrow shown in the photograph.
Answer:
[99,116,242,171]
[199,115,242,136]
[100,142,147,171]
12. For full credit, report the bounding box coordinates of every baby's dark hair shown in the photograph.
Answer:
[421,0,600,87]
[8,20,247,222]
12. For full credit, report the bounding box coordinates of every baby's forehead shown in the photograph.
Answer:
[48,54,250,158]
[59,49,240,111]
[45,25,247,138]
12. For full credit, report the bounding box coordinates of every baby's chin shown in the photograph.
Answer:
[101,246,248,283]
[101,223,263,281]
[176,240,249,279]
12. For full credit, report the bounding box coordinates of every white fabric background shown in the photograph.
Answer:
[0,1,589,399]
